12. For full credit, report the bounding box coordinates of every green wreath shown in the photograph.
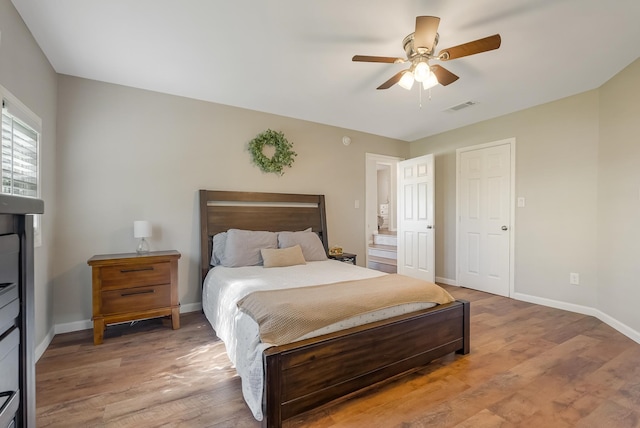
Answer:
[248,129,297,175]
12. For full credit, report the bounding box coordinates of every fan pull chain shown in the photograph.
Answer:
[418,87,433,109]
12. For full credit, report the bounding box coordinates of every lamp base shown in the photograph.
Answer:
[136,237,150,255]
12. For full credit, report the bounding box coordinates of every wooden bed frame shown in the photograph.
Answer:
[199,190,470,428]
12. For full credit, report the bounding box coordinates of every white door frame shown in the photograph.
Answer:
[456,138,516,296]
[365,153,402,268]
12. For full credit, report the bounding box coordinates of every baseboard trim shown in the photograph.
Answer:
[180,302,202,313]
[591,308,640,344]
[435,276,457,286]
[35,326,55,362]
[55,319,92,335]
[512,292,599,317]
[513,292,640,344]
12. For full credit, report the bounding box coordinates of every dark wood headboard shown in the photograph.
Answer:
[199,190,329,284]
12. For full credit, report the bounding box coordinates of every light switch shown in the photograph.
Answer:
[354,200,360,209]
[517,197,525,208]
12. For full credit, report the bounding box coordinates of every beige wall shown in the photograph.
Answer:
[3,0,639,346]
[411,58,640,334]
[55,75,409,325]
[597,59,640,331]
[0,0,58,348]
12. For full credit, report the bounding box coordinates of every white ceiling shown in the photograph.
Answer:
[11,0,640,142]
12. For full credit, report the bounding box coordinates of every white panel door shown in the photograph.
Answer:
[397,154,434,282]
[458,142,512,296]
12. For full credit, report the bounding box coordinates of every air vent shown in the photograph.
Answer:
[445,101,477,112]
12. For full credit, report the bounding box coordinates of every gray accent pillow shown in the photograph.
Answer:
[210,232,227,266]
[221,229,278,267]
[278,230,328,261]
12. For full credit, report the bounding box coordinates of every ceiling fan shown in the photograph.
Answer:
[353,16,501,90]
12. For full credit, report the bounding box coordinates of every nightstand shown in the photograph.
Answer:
[87,250,181,345]
[328,252,357,265]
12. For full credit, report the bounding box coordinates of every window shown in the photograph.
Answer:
[1,85,42,245]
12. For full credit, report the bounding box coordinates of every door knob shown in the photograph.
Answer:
[501,225,508,231]
[427,225,433,229]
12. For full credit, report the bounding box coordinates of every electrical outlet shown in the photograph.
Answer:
[570,272,580,285]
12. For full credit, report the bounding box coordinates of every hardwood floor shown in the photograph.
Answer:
[36,286,640,427]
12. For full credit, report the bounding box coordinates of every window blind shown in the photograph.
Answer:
[1,99,39,197]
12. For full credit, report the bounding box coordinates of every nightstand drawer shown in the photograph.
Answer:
[101,284,170,314]
[100,262,170,290]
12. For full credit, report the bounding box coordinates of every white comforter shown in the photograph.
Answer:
[202,260,437,420]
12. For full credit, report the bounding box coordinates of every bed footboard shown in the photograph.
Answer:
[262,299,470,427]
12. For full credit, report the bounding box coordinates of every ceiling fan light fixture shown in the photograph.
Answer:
[422,71,439,90]
[413,61,431,82]
[352,16,501,91]
[398,71,415,90]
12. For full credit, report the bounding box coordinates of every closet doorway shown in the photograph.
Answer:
[456,138,515,296]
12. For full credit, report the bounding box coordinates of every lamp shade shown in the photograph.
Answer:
[134,221,152,238]
[413,61,430,82]
[422,71,439,90]
[398,71,414,90]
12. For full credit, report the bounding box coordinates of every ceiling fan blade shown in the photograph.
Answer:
[352,55,405,64]
[431,65,459,86]
[438,34,501,60]
[414,16,440,53]
[377,70,407,90]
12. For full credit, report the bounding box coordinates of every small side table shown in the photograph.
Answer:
[328,252,357,265]
[87,250,181,345]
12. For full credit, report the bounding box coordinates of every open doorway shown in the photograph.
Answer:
[365,153,402,272]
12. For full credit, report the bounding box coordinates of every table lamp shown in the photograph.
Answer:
[134,220,151,254]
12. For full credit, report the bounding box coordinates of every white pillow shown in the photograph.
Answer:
[221,229,278,267]
[261,245,306,268]
[278,230,327,261]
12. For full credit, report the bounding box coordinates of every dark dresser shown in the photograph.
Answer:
[0,195,44,428]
